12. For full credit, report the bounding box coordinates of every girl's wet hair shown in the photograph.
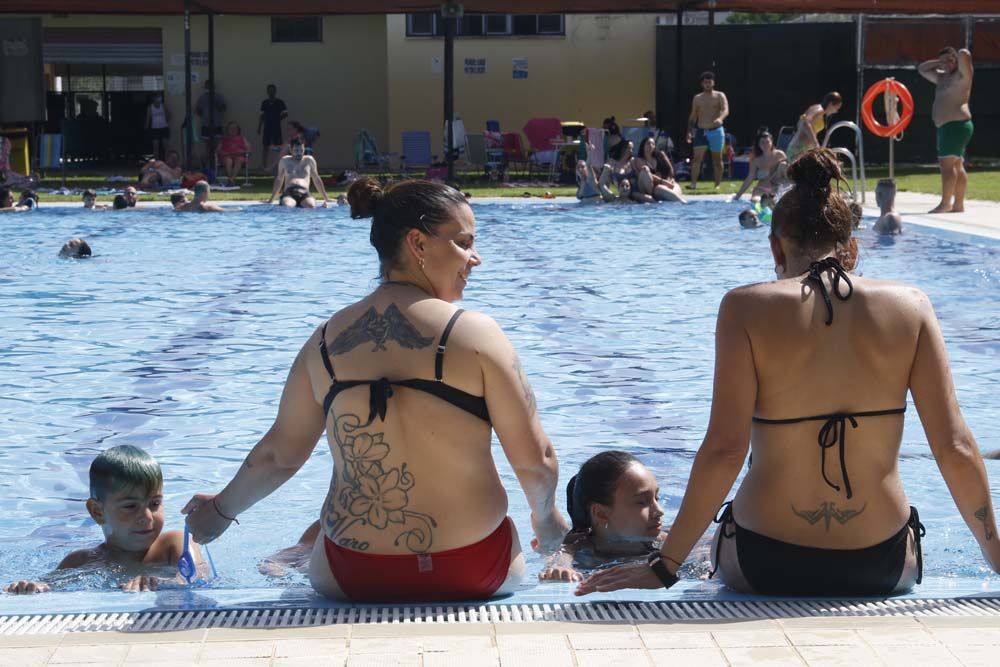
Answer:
[566,451,640,532]
[821,91,843,108]
[347,177,469,278]
[771,148,856,268]
[89,445,162,501]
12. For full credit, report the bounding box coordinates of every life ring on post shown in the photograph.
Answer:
[861,79,913,138]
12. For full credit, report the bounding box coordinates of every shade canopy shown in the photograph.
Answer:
[1,0,994,14]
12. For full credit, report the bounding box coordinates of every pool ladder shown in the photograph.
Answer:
[822,121,867,205]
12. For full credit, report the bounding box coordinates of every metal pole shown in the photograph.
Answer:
[855,14,864,140]
[443,13,455,182]
[208,12,216,176]
[183,2,193,170]
[675,10,684,160]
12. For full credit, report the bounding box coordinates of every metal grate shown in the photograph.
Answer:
[3,598,1000,636]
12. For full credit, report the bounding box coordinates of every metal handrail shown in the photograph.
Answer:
[823,120,866,204]
[827,147,859,206]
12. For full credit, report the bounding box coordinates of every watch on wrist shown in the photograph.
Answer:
[647,552,680,589]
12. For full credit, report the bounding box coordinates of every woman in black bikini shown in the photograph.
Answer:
[578,149,1000,597]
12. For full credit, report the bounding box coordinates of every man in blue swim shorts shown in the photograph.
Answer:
[686,71,729,190]
[919,46,974,213]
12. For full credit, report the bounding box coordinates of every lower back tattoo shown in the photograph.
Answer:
[791,502,867,531]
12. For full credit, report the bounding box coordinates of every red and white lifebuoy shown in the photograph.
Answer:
[861,79,913,138]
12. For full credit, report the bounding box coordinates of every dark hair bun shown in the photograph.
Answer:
[347,177,384,220]
[786,148,842,195]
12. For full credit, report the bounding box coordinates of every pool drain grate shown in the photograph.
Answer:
[3,597,1000,635]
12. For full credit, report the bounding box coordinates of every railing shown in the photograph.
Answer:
[823,121,866,204]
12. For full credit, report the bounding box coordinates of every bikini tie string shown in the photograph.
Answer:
[817,413,858,499]
[365,377,394,425]
[806,257,853,326]
[708,501,735,579]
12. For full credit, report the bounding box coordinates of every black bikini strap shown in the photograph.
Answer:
[909,506,926,584]
[806,257,853,326]
[817,413,859,499]
[435,309,465,381]
[708,501,735,579]
[319,323,335,380]
[366,377,394,426]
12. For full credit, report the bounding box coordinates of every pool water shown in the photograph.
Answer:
[1,201,999,608]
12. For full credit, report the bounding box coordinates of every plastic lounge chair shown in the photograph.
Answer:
[501,133,528,177]
[354,129,395,176]
[400,131,436,176]
[465,133,502,180]
[522,117,563,180]
[776,125,795,152]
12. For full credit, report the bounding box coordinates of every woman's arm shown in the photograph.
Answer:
[733,156,757,200]
[183,336,328,542]
[472,313,568,551]
[909,292,1000,571]
[576,291,756,594]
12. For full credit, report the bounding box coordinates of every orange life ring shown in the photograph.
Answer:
[861,79,913,138]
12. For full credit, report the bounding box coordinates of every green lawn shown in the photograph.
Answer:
[21,165,1000,203]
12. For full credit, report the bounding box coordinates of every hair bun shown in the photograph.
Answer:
[787,148,842,194]
[347,177,384,219]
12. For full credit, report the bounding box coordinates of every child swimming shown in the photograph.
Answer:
[539,451,666,582]
[4,445,202,594]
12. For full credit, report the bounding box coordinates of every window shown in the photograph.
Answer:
[271,17,322,43]
[405,13,564,38]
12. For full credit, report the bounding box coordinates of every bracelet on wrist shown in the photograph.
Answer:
[647,552,680,589]
[212,497,239,525]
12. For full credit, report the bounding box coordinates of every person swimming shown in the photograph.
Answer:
[59,238,92,258]
[874,178,904,235]
[539,452,665,582]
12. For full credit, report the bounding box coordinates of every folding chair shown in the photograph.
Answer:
[501,133,528,177]
[776,125,795,152]
[522,117,563,181]
[465,133,502,180]
[354,129,395,176]
[400,131,437,176]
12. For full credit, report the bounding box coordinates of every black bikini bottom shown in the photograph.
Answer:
[713,502,924,596]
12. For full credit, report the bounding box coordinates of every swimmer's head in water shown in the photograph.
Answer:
[348,177,477,299]
[772,148,857,270]
[112,194,129,210]
[821,91,843,114]
[87,445,164,549]
[59,238,92,258]
[739,209,761,228]
[170,193,187,208]
[82,190,97,208]
[567,451,664,542]
[700,71,715,91]
[193,180,210,200]
[124,187,137,207]
[876,178,897,209]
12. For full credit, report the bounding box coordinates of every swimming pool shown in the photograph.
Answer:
[1,201,999,612]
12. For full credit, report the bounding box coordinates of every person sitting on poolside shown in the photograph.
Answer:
[266,138,330,208]
[4,445,203,594]
[176,181,227,213]
[59,238,92,259]
[539,452,666,582]
[632,137,686,203]
[139,150,184,190]
[575,159,605,204]
[577,148,1000,598]
[184,177,569,603]
[733,129,788,202]
[112,194,129,211]
[874,178,904,235]
[598,140,638,203]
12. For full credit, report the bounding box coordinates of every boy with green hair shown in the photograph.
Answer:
[5,445,202,594]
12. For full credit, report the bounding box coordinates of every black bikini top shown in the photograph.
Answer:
[752,258,905,500]
[320,309,491,426]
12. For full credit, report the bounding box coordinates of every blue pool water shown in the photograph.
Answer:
[1,201,999,612]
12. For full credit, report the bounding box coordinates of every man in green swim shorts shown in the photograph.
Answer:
[919,47,974,213]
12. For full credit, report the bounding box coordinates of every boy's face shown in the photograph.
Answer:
[83,195,95,209]
[88,485,165,552]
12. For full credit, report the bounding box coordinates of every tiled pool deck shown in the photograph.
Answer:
[4,192,999,666]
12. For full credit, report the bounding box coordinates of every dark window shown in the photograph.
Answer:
[271,17,322,43]
[485,14,508,35]
[460,14,484,37]
[405,13,563,37]
[511,15,537,36]
[408,13,435,36]
[538,15,563,35]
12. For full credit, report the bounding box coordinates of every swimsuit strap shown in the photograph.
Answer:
[909,506,926,584]
[753,407,906,500]
[708,501,735,579]
[435,309,465,381]
[805,257,853,326]
[319,323,336,380]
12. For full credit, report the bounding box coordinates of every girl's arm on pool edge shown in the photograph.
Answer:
[576,290,756,594]
[183,334,327,543]
[908,290,1000,572]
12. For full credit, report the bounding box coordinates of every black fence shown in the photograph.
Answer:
[656,22,999,165]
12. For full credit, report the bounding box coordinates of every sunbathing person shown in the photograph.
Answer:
[874,178,904,235]
[176,181,227,213]
[632,138,686,203]
[578,148,999,598]
[733,129,788,202]
[5,445,203,594]
[139,150,184,190]
[184,177,568,602]
[266,138,330,208]
[539,452,666,582]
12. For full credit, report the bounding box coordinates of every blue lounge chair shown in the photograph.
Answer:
[400,131,437,176]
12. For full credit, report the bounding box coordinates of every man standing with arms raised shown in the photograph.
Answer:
[919,47,973,213]
[686,71,729,190]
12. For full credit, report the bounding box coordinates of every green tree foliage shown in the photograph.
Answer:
[725,12,802,24]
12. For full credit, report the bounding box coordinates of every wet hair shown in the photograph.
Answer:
[701,71,715,81]
[566,451,641,532]
[752,129,773,158]
[347,177,469,278]
[771,148,856,268]
[739,209,760,228]
[876,178,897,200]
[170,193,186,206]
[59,238,92,258]
[89,445,162,502]
[113,194,128,210]
[821,91,843,108]
[82,189,96,199]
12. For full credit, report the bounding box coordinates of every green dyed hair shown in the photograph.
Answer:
[89,445,163,501]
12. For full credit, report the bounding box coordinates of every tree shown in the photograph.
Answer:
[725,12,803,24]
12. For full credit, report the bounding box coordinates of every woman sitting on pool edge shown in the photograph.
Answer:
[184,177,569,602]
[733,128,787,202]
[578,148,1000,598]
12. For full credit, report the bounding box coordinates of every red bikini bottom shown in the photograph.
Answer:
[324,517,514,602]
